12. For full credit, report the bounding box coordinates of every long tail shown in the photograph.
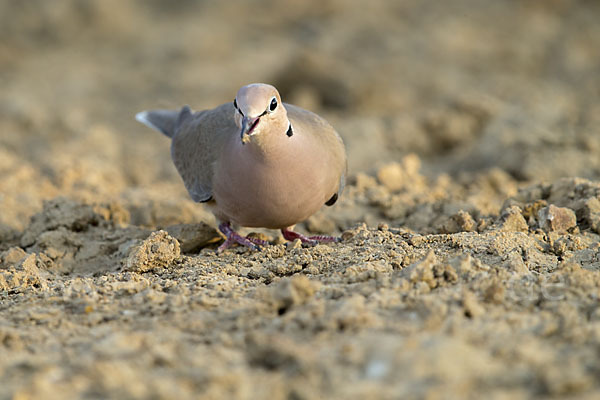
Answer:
[135,106,191,138]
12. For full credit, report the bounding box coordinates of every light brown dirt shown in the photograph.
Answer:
[1,1,600,399]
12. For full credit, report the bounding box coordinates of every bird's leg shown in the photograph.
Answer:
[217,222,261,252]
[281,228,340,245]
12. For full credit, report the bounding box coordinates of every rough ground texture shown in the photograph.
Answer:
[1,1,600,399]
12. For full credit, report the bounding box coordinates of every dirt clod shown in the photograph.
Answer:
[125,230,181,272]
[165,223,220,252]
[538,205,577,233]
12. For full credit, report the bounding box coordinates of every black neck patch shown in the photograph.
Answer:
[286,123,293,137]
[325,193,338,206]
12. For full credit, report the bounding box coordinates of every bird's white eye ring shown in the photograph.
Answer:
[268,97,278,112]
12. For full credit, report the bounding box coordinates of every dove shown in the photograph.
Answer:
[136,83,346,252]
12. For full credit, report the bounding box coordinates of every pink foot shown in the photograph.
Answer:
[281,228,340,245]
[218,222,262,253]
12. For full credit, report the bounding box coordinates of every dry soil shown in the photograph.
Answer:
[1,1,600,399]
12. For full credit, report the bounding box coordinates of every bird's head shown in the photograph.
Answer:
[233,83,288,144]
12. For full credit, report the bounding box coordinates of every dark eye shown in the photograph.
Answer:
[269,97,278,112]
[233,99,238,109]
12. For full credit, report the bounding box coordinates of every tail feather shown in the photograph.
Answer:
[135,106,191,138]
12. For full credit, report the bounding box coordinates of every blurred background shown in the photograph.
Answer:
[3,3,600,398]
[1,0,599,232]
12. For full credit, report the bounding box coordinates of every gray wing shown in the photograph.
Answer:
[170,103,236,203]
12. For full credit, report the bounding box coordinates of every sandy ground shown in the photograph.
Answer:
[1,0,600,398]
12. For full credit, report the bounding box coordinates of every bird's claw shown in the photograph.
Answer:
[217,222,264,253]
[245,236,269,247]
[216,236,262,253]
[281,228,340,245]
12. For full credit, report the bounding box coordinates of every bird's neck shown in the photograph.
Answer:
[245,123,293,163]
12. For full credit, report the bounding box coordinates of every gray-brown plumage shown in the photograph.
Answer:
[136,83,346,252]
